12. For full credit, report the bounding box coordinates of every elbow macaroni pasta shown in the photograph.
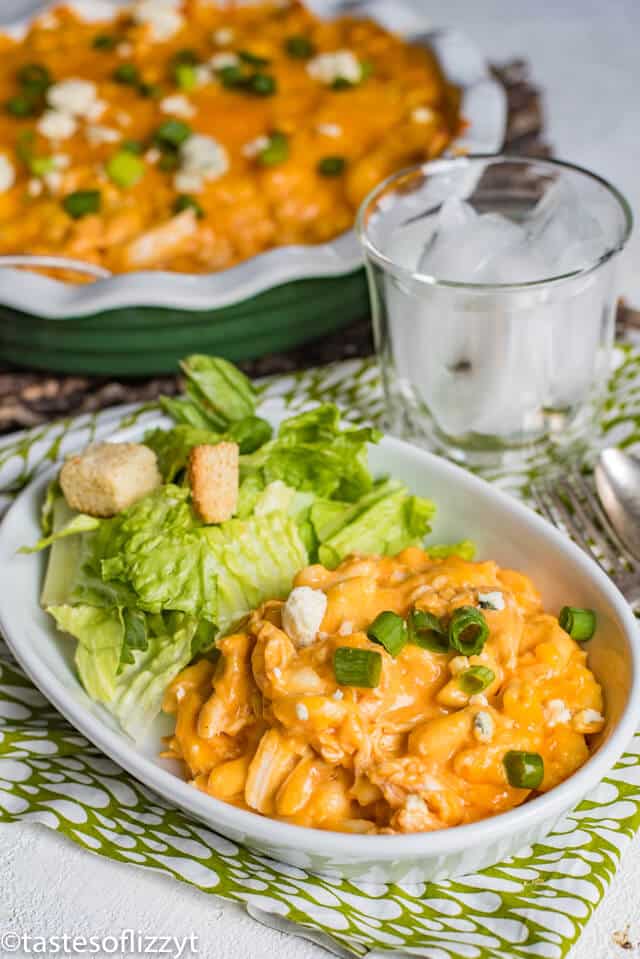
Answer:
[163,548,605,834]
[0,1,461,277]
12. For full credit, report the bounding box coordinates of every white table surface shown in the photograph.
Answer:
[2,1,640,957]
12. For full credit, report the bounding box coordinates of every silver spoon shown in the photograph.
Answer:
[594,448,640,562]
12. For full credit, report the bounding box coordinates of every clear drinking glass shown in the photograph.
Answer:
[357,155,632,464]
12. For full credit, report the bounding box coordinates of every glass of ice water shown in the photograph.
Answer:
[357,155,632,464]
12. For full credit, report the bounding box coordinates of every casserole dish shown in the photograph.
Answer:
[0,1,506,374]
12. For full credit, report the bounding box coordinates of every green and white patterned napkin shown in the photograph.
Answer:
[1,350,640,959]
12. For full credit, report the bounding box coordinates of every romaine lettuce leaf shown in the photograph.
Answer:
[203,509,308,632]
[81,485,217,620]
[20,510,100,554]
[40,478,61,536]
[36,498,100,608]
[241,404,381,502]
[144,424,222,481]
[145,416,273,483]
[425,540,476,561]
[48,604,201,738]
[49,604,123,704]
[181,354,256,428]
[311,479,435,568]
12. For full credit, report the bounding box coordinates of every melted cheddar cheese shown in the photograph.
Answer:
[0,0,460,277]
[163,548,605,834]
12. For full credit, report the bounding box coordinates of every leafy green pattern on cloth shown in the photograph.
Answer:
[1,348,640,959]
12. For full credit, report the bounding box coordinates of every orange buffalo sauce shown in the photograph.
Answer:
[163,548,605,834]
[0,1,461,276]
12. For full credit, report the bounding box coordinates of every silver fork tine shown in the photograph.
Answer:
[567,467,639,572]
[532,477,609,574]
[558,471,627,575]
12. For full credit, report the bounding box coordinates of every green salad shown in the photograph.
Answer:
[25,355,473,739]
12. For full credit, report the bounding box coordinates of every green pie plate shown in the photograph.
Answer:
[0,270,369,375]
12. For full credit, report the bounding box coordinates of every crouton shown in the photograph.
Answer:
[188,442,239,524]
[59,442,162,518]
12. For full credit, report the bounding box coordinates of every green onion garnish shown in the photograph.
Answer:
[408,609,449,653]
[106,151,145,188]
[248,73,277,96]
[113,63,140,86]
[158,152,179,171]
[334,647,382,687]
[360,60,374,80]
[173,194,204,219]
[29,155,56,176]
[239,50,271,68]
[154,119,192,147]
[503,750,544,789]
[175,64,197,91]
[171,48,200,66]
[367,611,407,657]
[6,94,37,117]
[558,606,596,641]
[317,155,346,177]
[285,35,315,59]
[138,82,163,99]
[62,189,101,219]
[18,63,51,94]
[257,132,289,166]
[448,606,489,656]
[121,139,144,155]
[93,34,117,50]
[458,665,495,695]
[217,65,246,88]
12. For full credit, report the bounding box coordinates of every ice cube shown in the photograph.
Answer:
[526,179,605,274]
[418,198,549,284]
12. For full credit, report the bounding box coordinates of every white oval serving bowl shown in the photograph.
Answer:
[0,403,637,882]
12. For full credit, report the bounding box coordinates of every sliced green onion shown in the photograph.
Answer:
[367,611,407,657]
[284,35,315,59]
[106,151,145,188]
[121,139,144,155]
[248,72,277,96]
[408,609,449,653]
[18,63,51,94]
[113,63,140,85]
[503,750,544,789]
[559,606,596,641]
[448,606,489,656]
[6,94,37,117]
[158,151,179,171]
[171,48,200,66]
[217,65,247,88]
[334,647,382,687]
[173,194,204,219]
[360,60,374,80]
[62,189,101,219]
[29,155,56,176]
[93,33,117,50]
[175,64,197,91]
[257,132,289,166]
[317,155,346,177]
[154,119,192,147]
[238,50,271,68]
[458,665,495,695]
[138,82,163,99]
